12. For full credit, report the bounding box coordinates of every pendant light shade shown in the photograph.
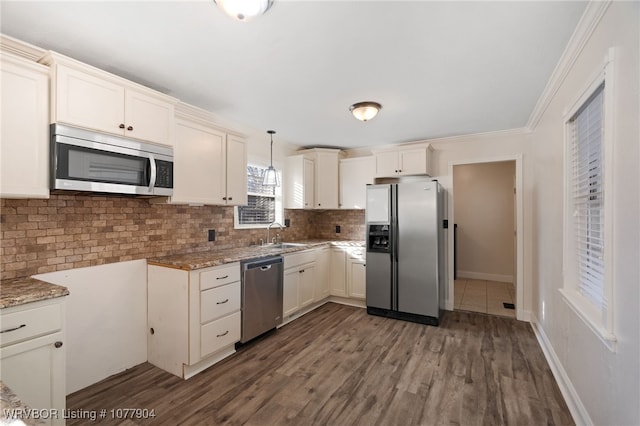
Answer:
[349,101,382,122]
[213,0,274,22]
[263,130,279,187]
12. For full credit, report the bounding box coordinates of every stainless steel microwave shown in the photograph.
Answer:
[51,124,173,196]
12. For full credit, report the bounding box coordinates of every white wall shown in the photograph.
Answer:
[453,161,515,282]
[35,260,147,394]
[529,2,639,425]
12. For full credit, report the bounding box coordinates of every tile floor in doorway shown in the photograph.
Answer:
[454,279,516,318]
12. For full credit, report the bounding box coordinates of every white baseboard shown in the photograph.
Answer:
[457,270,513,283]
[530,314,592,426]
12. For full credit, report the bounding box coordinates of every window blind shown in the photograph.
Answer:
[569,83,605,308]
[237,166,276,225]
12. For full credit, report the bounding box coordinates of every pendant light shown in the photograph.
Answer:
[349,101,382,122]
[263,130,279,187]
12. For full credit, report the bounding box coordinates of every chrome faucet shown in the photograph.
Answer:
[266,222,284,245]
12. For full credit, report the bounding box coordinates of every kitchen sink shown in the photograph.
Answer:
[261,243,306,249]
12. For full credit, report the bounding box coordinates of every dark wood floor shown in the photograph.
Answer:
[67,303,573,425]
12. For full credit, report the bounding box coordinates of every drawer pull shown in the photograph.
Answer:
[0,324,26,334]
[54,341,63,348]
[216,275,229,280]
[216,299,229,305]
[216,330,229,338]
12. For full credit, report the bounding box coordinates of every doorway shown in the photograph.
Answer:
[448,156,523,320]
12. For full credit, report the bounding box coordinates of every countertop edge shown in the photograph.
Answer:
[147,240,364,271]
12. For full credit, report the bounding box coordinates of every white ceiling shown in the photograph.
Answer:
[1,1,587,149]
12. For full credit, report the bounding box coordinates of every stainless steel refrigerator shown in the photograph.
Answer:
[365,179,445,325]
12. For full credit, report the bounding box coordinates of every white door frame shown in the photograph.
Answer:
[447,154,525,321]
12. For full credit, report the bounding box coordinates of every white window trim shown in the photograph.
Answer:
[560,48,617,352]
[233,168,284,230]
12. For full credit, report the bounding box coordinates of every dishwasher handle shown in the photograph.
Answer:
[243,256,283,271]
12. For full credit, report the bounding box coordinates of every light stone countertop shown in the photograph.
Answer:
[148,239,365,271]
[0,277,69,310]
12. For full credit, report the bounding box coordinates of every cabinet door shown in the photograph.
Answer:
[398,147,428,175]
[339,157,375,209]
[299,263,316,308]
[314,248,330,301]
[303,158,315,209]
[54,63,125,136]
[1,333,65,426]
[225,135,248,206]
[124,88,174,146]
[329,249,347,297]
[0,56,49,198]
[374,151,399,177]
[315,151,339,209]
[348,260,367,299]
[172,120,226,204]
[283,268,300,316]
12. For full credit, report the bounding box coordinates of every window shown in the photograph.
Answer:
[561,54,615,351]
[234,165,283,228]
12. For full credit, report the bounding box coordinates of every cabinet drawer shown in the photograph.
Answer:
[200,264,240,290]
[200,281,240,323]
[200,311,241,358]
[284,250,316,269]
[0,302,62,347]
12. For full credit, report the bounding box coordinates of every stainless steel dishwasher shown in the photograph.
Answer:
[240,256,283,343]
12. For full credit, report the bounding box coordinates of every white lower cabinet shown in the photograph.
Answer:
[147,262,241,379]
[329,248,347,297]
[0,298,66,426]
[283,250,317,318]
[314,247,330,301]
[346,247,367,299]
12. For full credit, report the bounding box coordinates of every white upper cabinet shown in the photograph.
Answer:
[0,53,50,198]
[170,113,246,206]
[285,155,315,209]
[339,156,375,209]
[172,119,226,205]
[285,148,343,209]
[374,145,432,177]
[314,150,340,209]
[44,53,176,146]
[225,134,248,206]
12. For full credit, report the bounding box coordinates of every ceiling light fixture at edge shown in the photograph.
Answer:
[349,101,382,122]
[214,0,274,22]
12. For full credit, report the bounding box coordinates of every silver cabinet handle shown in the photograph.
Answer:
[216,275,229,280]
[216,299,229,305]
[261,265,272,271]
[0,324,26,333]
[148,153,157,193]
[216,330,229,338]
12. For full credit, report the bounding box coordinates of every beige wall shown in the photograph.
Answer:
[453,161,515,282]
[529,2,639,425]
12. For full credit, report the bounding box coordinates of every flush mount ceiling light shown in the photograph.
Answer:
[263,130,279,187]
[349,101,382,122]
[213,0,274,22]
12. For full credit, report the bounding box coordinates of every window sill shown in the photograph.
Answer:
[559,288,617,353]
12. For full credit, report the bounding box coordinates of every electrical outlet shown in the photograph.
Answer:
[208,230,215,241]
[284,218,290,227]
[335,225,341,233]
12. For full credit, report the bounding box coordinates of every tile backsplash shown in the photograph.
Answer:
[0,195,365,279]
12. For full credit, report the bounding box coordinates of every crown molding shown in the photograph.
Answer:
[526,0,612,131]
[417,127,530,147]
[0,34,47,62]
